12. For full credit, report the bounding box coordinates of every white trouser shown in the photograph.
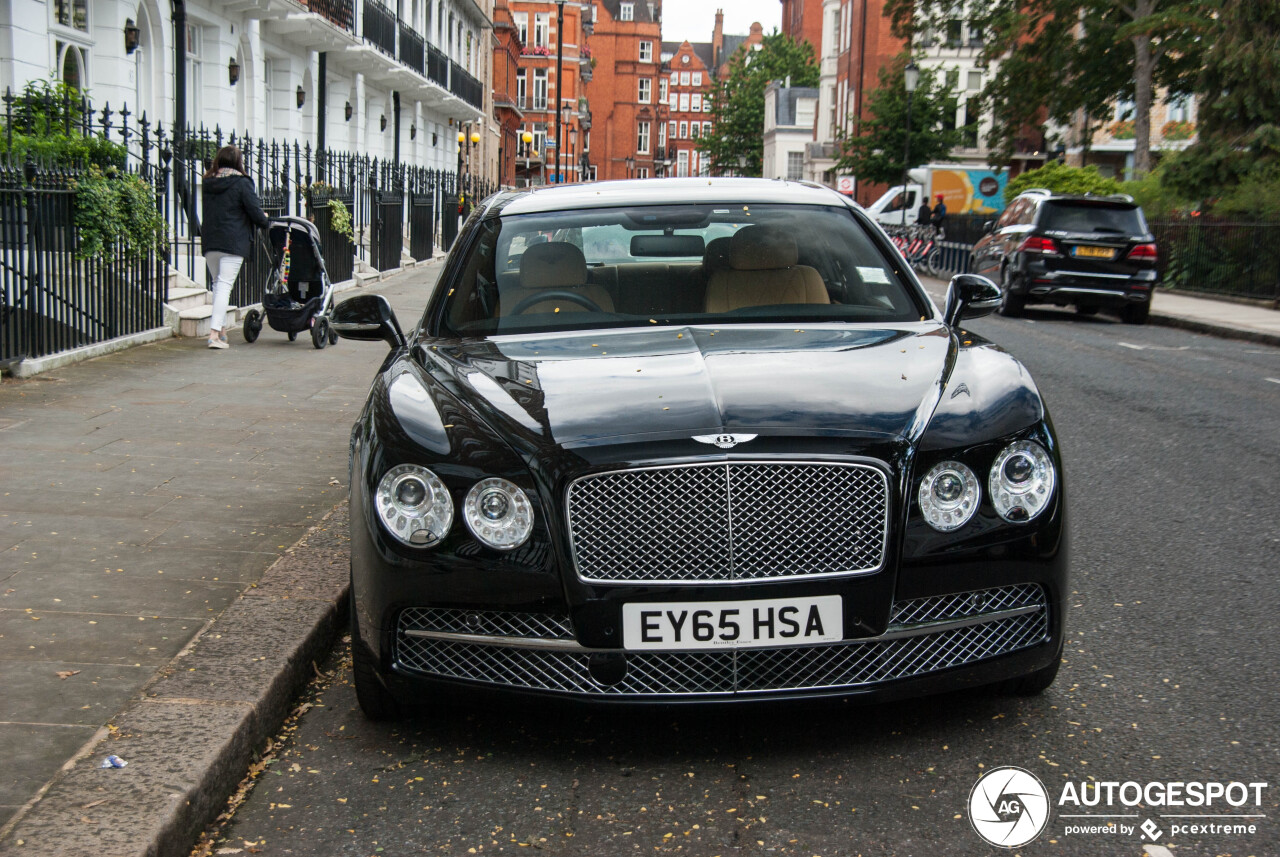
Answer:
[205,251,244,332]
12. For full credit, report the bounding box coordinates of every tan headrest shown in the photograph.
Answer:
[703,236,733,272]
[728,226,798,270]
[519,242,588,289]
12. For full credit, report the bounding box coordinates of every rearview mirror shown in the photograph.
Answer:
[630,234,706,258]
[331,294,406,349]
[944,274,1002,327]
[983,220,994,233]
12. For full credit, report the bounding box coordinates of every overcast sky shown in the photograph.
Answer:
[660,0,782,47]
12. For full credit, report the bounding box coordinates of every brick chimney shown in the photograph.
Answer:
[713,9,724,66]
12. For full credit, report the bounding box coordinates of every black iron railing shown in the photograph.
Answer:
[399,22,425,76]
[1150,219,1280,301]
[427,45,450,89]
[450,62,484,109]
[363,0,397,57]
[307,0,355,32]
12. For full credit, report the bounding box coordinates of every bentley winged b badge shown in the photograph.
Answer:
[692,433,758,449]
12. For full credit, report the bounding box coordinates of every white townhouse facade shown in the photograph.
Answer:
[0,0,493,174]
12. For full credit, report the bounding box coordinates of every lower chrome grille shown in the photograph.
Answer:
[394,584,1050,697]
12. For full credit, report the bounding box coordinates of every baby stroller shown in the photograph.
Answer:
[242,216,339,349]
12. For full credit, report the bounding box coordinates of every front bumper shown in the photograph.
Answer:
[386,583,1054,701]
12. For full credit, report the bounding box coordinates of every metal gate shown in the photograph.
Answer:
[408,189,434,261]
[371,188,404,272]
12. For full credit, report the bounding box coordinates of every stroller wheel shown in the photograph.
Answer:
[311,317,331,350]
[328,323,339,346]
[243,309,262,343]
[288,331,298,342]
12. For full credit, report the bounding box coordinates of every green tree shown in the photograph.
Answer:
[1163,2,1280,204]
[1004,161,1123,202]
[701,32,818,177]
[835,54,963,185]
[883,0,1211,175]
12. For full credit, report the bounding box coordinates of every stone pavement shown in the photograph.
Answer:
[0,260,441,855]
[0,266,1275,857]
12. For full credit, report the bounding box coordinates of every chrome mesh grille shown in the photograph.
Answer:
[399,608,575,640]
[889,584,1045,627]
[394,586,1049,697]
[567,463,889,583]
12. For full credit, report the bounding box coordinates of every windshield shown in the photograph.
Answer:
[438,204,925,336]
[1040,201,1146,235]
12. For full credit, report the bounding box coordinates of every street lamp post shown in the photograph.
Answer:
[520,130,533,187]
[902,61,919,227]
[554,0,566,183]
[625,155,635,179]
[569,126,577,182]
[560,104,573,183]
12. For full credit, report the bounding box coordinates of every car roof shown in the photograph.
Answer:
[1017,188,1137,206]
[487,178,855,217]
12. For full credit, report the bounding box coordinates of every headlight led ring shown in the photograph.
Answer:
[918,460,981,532]
[463,477,534,550]
[375,464,453,546]
[989,440,1056,523]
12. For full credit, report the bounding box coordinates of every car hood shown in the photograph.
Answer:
[423,324,954,452]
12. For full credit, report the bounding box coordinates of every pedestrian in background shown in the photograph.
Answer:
[930,193,948,235]
[201,146,270,349]
[916,197,934,227]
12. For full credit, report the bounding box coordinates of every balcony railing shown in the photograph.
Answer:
[399,21,425,75]
[304,0,354,32]
[363,0,396,57]
[451,61,483,110]
[427,44,449,89]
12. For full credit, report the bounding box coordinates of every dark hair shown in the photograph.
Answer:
[204,145,246,179]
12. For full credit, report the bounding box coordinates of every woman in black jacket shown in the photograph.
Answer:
[201,146,270,349]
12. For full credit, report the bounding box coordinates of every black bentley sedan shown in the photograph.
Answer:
[333,178,1067,718]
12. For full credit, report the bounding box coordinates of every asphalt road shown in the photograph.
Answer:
[199,300,1280,857]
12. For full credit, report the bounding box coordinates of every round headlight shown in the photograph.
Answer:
[918,461,981,532]
[463,478,534,550]
[375,465,453,546]
[989,440,1055,523]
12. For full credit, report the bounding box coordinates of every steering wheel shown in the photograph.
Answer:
[510,289,604,315]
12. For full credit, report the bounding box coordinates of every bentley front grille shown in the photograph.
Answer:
[566,462,890,583]
[394,584,1050,697]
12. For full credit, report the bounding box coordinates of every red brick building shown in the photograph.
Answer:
[660,40,714,176]
[582,0,665,181]
[779,0,825,58]
[492,0,525,187]
[510,0,587,185]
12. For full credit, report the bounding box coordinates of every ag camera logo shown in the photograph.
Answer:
[969,766,1051,847]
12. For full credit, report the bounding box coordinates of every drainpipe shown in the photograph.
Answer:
[317,51,327,180]
[393,91,401,164]
[172,0,199,234]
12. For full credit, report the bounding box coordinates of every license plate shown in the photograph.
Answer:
[622,596,843,651]
[1072,245,1116,259]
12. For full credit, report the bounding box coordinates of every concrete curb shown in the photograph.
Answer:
[1148,311,1280,348]
[0,503,351,857]
[9,327,174,379]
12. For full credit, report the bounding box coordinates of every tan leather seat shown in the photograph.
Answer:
[703,226,829,312]
[500,242,615,315]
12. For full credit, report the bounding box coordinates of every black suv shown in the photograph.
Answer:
[970,189,1158,324]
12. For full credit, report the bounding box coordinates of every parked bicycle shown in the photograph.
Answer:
[885,224,944,277]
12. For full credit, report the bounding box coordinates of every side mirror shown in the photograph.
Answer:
[982,220,994,233]
[944,273,1002,327]
[331,294,406,349]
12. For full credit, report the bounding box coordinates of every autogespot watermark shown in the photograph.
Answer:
[967,770,1269,848]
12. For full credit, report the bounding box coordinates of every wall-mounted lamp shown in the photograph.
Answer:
[344,101,353,121]
[228,57,241,86]
[296,85,306,109]
[124,19,140,54]
[432,132,438,146]
[410,125,416,140]
[380,114,387,132]
[457,131,465,144]
[470,131,480,144]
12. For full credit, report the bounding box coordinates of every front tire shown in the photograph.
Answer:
[350,592,402,721]
[311,317,331,350]
[243,309,262,343]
